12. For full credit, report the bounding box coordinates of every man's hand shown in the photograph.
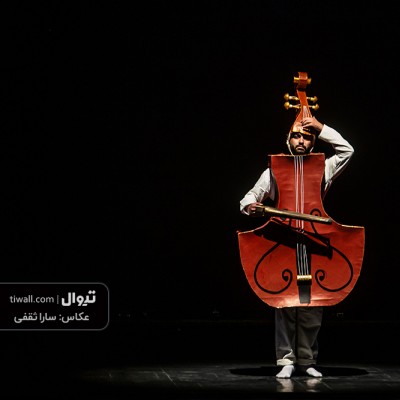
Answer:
[301,117,324,135]
[246,202,264,217]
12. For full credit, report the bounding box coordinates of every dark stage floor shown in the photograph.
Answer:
[70,362,400,400]
[3,317,400,399]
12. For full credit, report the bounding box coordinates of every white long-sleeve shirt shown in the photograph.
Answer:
[239,125,354,215]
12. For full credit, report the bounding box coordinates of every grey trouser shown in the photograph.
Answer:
[275,306,323,366]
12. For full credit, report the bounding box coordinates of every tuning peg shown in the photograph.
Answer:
[294,76,312,85]
[283,93,299,101]
[307,96,318,103]
[309,104,319,111]
[284,102,300,110]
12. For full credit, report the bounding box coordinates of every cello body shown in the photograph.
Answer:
[238,153,365,308]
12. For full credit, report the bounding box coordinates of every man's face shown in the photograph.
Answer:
[289,131,315,154]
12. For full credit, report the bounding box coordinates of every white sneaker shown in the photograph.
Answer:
[276,365,295,378]
[305,367,323,377]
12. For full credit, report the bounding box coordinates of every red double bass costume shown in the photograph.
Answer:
[237,72,365,308]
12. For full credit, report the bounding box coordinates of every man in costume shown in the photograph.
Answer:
[239,116,354,378]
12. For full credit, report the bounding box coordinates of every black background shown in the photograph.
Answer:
[1,1,399,328]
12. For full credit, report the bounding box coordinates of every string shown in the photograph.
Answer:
[294,156,309,277]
